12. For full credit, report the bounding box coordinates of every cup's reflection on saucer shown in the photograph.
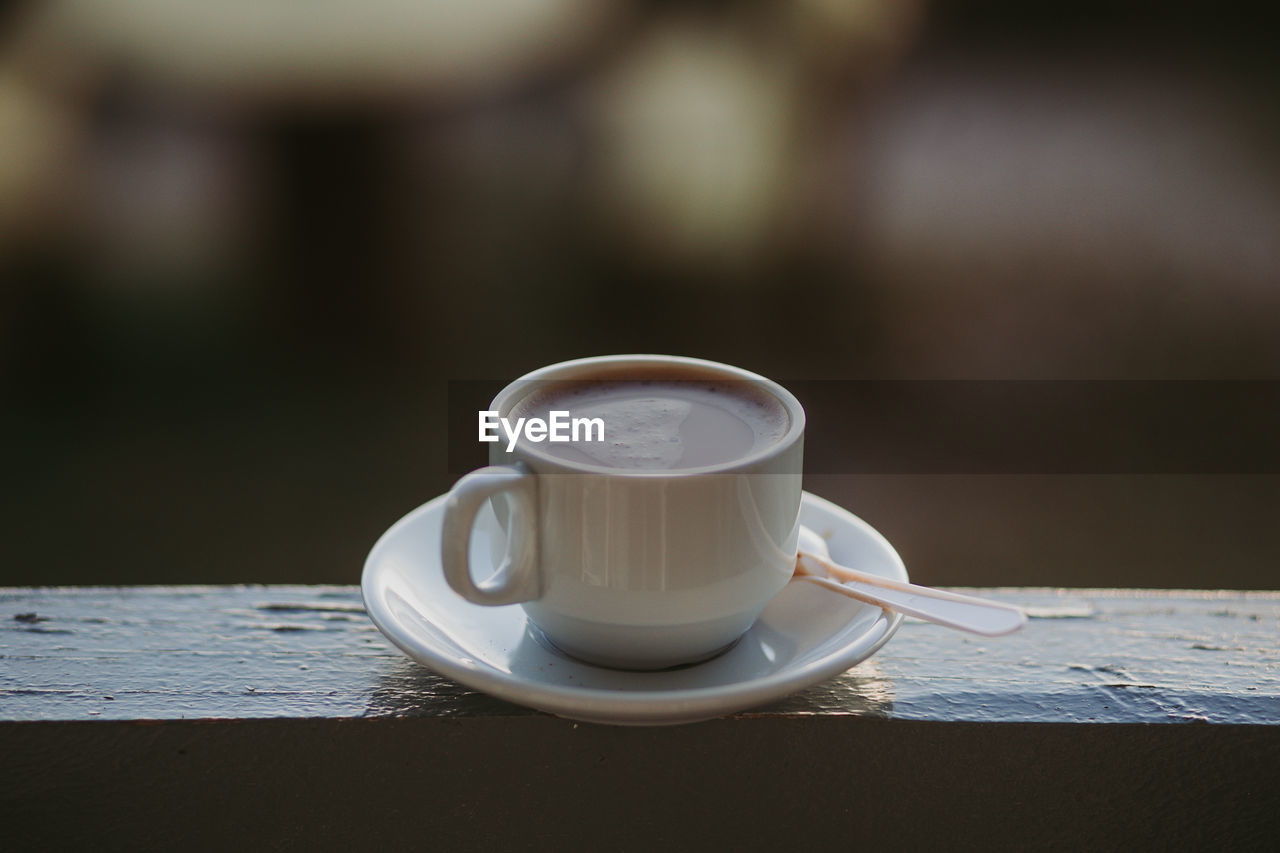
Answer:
[524,620,745,672]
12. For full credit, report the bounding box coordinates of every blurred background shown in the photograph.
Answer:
[1,0,1277,588]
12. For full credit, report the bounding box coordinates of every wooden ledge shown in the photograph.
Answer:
[3,586,1278,849]
[3,586,1277,724]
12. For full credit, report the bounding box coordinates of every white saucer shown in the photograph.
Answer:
[362,491,907,725]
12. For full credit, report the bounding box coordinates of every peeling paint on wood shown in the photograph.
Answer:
[1,586,1278,724]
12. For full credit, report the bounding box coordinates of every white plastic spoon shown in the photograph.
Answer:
[794,526,1027,637]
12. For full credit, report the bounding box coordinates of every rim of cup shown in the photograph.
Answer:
[489,354,806,478]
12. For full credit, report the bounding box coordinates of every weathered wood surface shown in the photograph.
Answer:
[2,586,1277,723]
[3,587,1279,851]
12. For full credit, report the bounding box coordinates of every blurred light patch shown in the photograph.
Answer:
[585,21,802,271]
[73,105,254,286]
[28,0,624,102]
[835,52,1280,377]
[0,69,81,257]
[785,0,922,76]
[858,56,1280,295]
[582,2,920,274]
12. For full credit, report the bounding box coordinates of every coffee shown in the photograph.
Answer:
[509,372,790,470]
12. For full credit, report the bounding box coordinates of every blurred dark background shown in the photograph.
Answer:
[1,1,1277,588]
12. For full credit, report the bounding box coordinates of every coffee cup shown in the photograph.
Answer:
[441,354,805,669]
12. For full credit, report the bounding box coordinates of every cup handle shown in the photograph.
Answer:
[441,464,540,605]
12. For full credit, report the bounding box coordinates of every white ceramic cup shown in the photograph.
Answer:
[440,354,805,669]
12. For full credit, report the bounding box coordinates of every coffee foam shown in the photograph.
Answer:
[572,396,692,469]
[510,376,790,470]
